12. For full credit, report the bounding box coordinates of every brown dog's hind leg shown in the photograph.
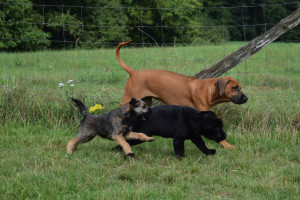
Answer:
[120,94,133,107]
[142,97,153,107]
[120,83,137,106]
[125,131,154,142]
[113,134,135,157]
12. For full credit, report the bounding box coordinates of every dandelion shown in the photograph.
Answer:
[59,83,64,87]
[67,80,73,84]
[89,104,105,113]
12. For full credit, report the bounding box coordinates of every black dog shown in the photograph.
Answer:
[116,105,227,158]
[67,98,154,156]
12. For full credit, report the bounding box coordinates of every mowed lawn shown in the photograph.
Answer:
[0,42,299,199]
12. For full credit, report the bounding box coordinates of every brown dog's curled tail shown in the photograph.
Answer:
[116,40,135,76]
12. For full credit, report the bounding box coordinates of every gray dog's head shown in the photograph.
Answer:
[129,98,151,118]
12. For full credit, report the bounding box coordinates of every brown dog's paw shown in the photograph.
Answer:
[226,144,236,149]
[220,140,235,149]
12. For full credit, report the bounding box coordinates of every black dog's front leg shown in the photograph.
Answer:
[173,138,185,159]
[191,135,216,155]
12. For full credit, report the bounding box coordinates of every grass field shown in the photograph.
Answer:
[0,42,299,199]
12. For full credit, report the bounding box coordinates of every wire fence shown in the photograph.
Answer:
[0,1,299,109]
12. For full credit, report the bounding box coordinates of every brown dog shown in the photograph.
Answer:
[116,40,248,149]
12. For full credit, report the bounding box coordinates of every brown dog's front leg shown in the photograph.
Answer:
[113,134,135,157]
[220,140,235,149]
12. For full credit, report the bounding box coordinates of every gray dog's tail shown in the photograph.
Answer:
[72,98,89,116]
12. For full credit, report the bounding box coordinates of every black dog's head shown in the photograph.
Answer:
[199,111,227,143]
[129,98,151,118]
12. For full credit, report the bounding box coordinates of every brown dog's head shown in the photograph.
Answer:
[215,76,248,104]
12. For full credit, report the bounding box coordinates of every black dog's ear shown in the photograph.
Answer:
[215,78,230,96]
[129,98,138,105]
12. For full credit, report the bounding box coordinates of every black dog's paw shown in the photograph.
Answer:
[112,145,122,151]
[175,154,185,160]
[207,149,216,155]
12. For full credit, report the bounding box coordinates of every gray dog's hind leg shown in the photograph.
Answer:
[67,130,97,154]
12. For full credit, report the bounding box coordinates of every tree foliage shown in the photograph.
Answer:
[202,0,300,41]
[0,0,50,51]
[0,0,299,51]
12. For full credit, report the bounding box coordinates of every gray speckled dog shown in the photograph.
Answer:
[67,98,154,156]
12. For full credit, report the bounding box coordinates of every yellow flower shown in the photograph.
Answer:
[89,103,104,113]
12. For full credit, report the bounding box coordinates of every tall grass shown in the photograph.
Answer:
[0,42,299,131]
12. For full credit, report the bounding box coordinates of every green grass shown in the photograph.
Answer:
[0,42,299,199]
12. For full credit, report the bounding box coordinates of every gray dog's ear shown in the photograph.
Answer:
[215,78,230,96]
[129,98,138,105]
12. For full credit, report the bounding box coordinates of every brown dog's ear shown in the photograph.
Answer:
[215,78,230,96]
[129,98,138,105]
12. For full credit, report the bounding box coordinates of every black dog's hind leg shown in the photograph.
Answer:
[190,135,216,155]
[173,138,185,159]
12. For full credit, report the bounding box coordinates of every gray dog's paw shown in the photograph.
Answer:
[147,137,155,142]
[127,152,135,157]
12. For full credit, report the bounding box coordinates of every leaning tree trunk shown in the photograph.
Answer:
[194,8,300,79]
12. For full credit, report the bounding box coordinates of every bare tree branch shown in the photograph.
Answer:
[194,8,300,79]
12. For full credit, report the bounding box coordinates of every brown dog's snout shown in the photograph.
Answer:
[242,94,248,103]
[231,93,248,104]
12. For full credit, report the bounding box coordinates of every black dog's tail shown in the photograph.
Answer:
[72,98,89,116]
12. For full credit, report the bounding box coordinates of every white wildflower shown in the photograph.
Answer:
[59,83,64,88]
[70,84,74,87]
[67,80,73,84]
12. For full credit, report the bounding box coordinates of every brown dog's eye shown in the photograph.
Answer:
[232,86,239,91]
